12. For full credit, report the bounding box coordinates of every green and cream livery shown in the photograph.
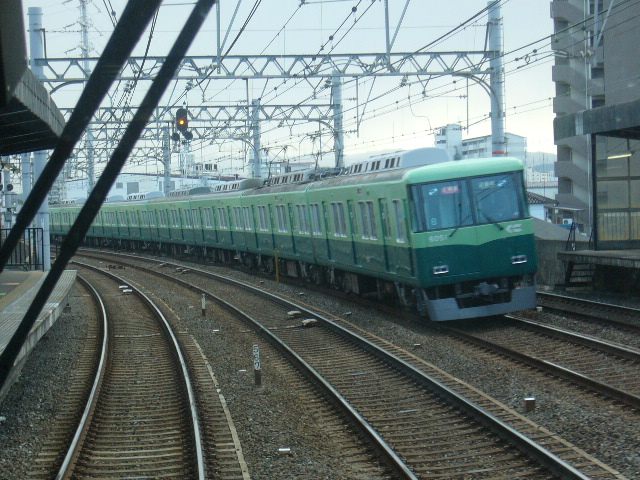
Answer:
[51,148,537,321]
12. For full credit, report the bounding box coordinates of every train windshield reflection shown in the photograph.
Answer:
[411,172,525,232]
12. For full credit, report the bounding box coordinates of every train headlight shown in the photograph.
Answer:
[511,255,527,265]
[433,265,449,275]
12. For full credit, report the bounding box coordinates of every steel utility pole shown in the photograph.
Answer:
[81,0,95,191]
[28,7,51,270]
[488,1,506,156]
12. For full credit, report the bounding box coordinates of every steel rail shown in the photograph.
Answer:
[537,292,640,332]
[78,251,592,480]
[71,261,206,480]
[55,275,108,480]
[506,315,640,361]
[447,324,640,410]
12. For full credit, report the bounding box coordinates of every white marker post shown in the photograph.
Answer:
[201,294,206,317]
[253,344,261,386]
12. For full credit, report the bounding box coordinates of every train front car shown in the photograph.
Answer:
[407,157,537,321]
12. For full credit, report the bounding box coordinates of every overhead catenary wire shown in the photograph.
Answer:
[0,0,208,391]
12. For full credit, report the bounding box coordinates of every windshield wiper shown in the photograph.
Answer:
[482,213,505,230]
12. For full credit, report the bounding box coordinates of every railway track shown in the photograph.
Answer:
[73,249,627,479]
[537,292,640,334]
[444,315,640,410]
[50,264,206,479]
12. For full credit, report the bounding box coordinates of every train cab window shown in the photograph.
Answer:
[470,173,524,224]
[411,180,472,232]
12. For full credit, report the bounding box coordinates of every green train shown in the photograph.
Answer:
[50,148,537,321]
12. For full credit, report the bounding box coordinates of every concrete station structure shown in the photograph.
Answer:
[0,1,74,400]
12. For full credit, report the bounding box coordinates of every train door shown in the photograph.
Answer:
[391,198,414,278]
[322,201,332,261]
[248,205,259,251]
[378,199,392,272]
[267,204,276,250]
[288,203,297,255]
[346,200,359,265]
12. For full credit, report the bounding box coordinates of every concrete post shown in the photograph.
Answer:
[488,1,507,157]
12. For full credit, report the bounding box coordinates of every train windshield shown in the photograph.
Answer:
[410,171,525,232]
[470,173,524,224]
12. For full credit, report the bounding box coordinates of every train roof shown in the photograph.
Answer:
[404,156,524,184]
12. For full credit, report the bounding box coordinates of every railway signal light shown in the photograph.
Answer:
[175,108,188,133]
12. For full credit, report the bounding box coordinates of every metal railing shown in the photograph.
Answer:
[0,228,45,271]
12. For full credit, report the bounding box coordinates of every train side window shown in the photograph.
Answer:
[184,209,193,228]
[217,208,228,229]
[358,201,377,240]
[392,200,406,243]
[358,202,370,239]
[150,211,157,227]
[380,201,392,239]
[296,204,310,234]
[243,206,253,230]
[368,202,377,240]
[257,205,269,231]
[233,207,242,230]
[192,209,200,228]
[331,202,347,237]
[203,208,212,228]
[276,205,288,233]
[310,204,323,235]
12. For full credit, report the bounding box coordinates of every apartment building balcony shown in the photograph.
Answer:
[555,159,589,187]
[556,135,588,158]
[551,0,583,25]
[553,95,586,116]
[556,192,588,210]
[588,76,605,97]
[552,64,586,89]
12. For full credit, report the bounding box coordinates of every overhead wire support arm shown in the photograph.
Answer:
[33,51,494,85]
[0,5,218,453]
[0,0,165,274]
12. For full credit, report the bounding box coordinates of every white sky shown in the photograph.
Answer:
[20,0,556,175]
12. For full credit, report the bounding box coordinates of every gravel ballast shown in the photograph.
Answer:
[0,259,638,479]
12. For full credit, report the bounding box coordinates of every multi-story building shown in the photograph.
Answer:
[435,124,527,161]
[551,0,640,229]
